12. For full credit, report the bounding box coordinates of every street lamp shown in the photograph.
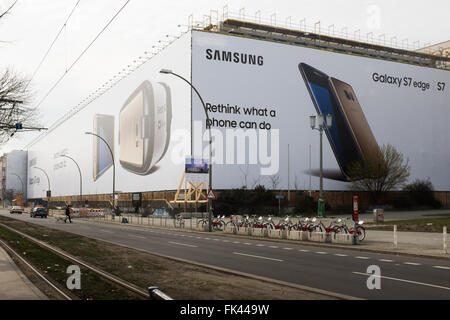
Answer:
[10,173,24,195]
[159,68,214,232]
[33,166,50,207]
[310,114,332,217]
[10,173,25,206]
[59,154,83,207]
[85,132,117,215]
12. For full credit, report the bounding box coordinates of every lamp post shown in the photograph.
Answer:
[59,154,83,207]
[159,68,213,232]
[33,166,50,207]
[310,114,332,217]
[85,132,117,215]
[10,173,24,196]
[10,173,25,206]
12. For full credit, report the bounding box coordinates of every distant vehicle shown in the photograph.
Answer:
[30,207,48,218]
[10,206,24,214]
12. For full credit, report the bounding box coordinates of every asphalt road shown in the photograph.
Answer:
[1,211,449,300]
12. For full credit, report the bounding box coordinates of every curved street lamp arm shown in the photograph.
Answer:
[33,166,50,190]
[167,72,211,124]
[85,132,115,166]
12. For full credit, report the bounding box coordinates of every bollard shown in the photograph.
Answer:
[393,225,397,248]
[444,226,447,254]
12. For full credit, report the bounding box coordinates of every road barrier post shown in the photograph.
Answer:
[352,196,359,245]
[444,226,447,254]
[393,225,397,248]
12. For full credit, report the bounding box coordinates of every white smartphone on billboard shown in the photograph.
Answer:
[119,80,172,175]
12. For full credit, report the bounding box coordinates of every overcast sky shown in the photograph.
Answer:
[0,0,449,154]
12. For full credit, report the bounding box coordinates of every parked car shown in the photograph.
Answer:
[30,207,48,218]
[10,206,24,214]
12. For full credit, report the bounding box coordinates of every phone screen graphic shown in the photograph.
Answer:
[299,63,362,179]
[93,114,114,181]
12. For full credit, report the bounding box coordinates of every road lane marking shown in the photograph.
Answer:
[352,272,450,291]
[256,244,265,247]
[433,266,450,270]
[334,254,348,257]
[404,262,421,266]
[283,248,293,250]
[269,246,278,248]
[168,242,198,248]
[299,249,310,252]
[128,234,146,239]
[379,259,394,262]
[244,242,252,245]
[355,256,370,260]
[213,239,220,241]
[233,252,283,262]
[316,251,327,254]
[233,241,240,244]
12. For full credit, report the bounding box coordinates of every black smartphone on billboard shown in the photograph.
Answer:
[93,114,114,181]
[299,62,362,179]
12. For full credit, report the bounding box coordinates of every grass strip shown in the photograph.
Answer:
[0,224,144,300]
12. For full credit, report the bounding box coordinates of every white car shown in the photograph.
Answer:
[10,206,24,214]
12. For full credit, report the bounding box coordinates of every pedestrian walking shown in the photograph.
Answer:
[65,204,72,223]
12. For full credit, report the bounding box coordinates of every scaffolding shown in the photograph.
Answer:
[190,8,449,71]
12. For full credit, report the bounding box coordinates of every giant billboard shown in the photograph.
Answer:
[191,30,450,191]
[27,33,192,199]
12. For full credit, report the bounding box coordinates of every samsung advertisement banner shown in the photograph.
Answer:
[191,30,449,191]
[27,33,192,199]
[26,29,449,199]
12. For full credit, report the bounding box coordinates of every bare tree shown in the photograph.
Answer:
[0,1,17,20]
[251,175,262,189]
[0,69,39,144]
[294,173,299,191]
[348,144,410,204]
[239,164,249,189]
[1,2,40,145]
[269,174,281,190]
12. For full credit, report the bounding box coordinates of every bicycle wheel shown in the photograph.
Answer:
[313,224,324,233]
[358,226,366,241]
[197,219,207,228]
[225,221,236,228]
[216,220,225,231]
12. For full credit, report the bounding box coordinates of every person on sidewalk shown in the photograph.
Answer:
[65,205,72,223]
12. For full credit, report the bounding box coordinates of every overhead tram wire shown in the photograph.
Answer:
[24,21,190,150]
[25,0,82,90]
[32,0,131,111]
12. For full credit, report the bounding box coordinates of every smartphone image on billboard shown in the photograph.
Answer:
[119,80,172,175]
[299,62,363,180]
[329,77,379,162]
[93,114,115,181]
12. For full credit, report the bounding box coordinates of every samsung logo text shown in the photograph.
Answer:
[205,49,263,66]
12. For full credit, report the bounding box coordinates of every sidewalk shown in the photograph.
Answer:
[0,246,48,300]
